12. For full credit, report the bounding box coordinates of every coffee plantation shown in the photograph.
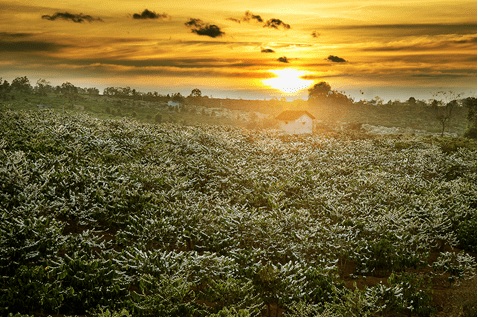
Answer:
[0,109,476,316]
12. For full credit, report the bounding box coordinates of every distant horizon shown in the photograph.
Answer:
[1,0,476,103]
[1,75,476,103]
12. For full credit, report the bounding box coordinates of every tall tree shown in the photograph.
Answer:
[11,76,32,92]
[430,91,461,137]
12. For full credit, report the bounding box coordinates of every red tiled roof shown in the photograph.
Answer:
[275,110,315,121]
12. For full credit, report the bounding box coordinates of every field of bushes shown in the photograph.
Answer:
[0,108,476,316]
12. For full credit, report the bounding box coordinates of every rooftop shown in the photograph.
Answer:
[275,110,315,121]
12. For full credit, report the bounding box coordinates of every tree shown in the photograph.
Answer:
[0,79,10,92]
[463,97,477,139]
[430,99,457,137]
[308,81,331,101]
[430,91,461,137]
[190,88,202,98]
[35,78,52,95]
[61,82,78,94]
[11,76,32,92]
[86,87,99,95]
[172,93,184,103]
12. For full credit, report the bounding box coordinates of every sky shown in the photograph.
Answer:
[0,0,476,101]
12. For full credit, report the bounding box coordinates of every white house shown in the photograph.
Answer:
[167,100,181,108]
[275,110,315,134]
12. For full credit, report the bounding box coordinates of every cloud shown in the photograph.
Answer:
[226,18,241,23]
[227,10,263,24]
[261,48,275,53]
[361,34,477,52]
[132,9,171,20]
[327,55,347,63]
[277,56,289,63]
[185,18,224,38]
[264,19,291,30]
[0,32,35,38]
[0,39,68,52]
[41,12,103,23]
[242,11,263,23]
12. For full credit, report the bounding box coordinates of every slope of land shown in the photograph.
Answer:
[0,109,476,316]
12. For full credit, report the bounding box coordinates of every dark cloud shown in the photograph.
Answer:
[42,12,103,23]
[227,10,263,24]
[264,19,291,30]
[311,31,320,38]
[226,17,241,23]
[327,55,347,63]
[132,9,170,20]
[261,48,275,53]
[242,11,263,23]
[277,56,289,63]
[0,40,68,52]
[0,32,35,38]
[185,18,224,38]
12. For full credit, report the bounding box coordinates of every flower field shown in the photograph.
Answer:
[0,109,476,316]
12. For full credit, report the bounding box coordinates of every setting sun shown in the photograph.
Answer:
[263,69,315,94]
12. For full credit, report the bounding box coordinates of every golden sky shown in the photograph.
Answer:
[1,0,476,101]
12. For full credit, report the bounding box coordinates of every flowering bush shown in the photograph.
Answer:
[0,110,475,316]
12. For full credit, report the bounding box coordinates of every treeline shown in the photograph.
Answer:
[0,76,99,96]
[1,75,476,137]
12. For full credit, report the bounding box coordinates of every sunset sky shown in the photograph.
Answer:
[1,0,476,101]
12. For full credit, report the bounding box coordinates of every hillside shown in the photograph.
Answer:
[0,109,476,316]
[1,90,471,136]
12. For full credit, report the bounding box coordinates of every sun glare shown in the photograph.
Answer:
[263,69,314,94]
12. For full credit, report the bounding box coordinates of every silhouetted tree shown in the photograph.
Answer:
[308,81,331,101]
[87,87,99,95]
[11,76,32,92]
[430,99,457,137]
[35,78,52,95]
[0,79,10,92]
[61,82,78,94]
[190,88,202,98]
[172,93,185,103]
[430,91,461,137]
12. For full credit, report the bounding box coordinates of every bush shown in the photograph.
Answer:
[154,113,162,123]
[463,125,477,139]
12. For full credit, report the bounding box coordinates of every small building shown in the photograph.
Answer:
[167,100,181,108]
[275,110,315,134]
[36,104,49,109]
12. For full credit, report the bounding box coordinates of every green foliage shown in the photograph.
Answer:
[132,274,206,316]
[0,109,475,316]
[200,277,263,316]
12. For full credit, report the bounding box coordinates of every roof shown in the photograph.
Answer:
[275,110,315,121]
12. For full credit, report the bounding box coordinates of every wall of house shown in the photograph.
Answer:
[279,114,313,134]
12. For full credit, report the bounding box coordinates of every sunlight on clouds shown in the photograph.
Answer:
[262,69,314,94]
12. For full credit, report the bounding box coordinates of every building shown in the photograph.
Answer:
[167,100,181,108]
[275,110,315,134]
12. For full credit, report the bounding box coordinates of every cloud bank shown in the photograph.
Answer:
[42,12,103,23]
